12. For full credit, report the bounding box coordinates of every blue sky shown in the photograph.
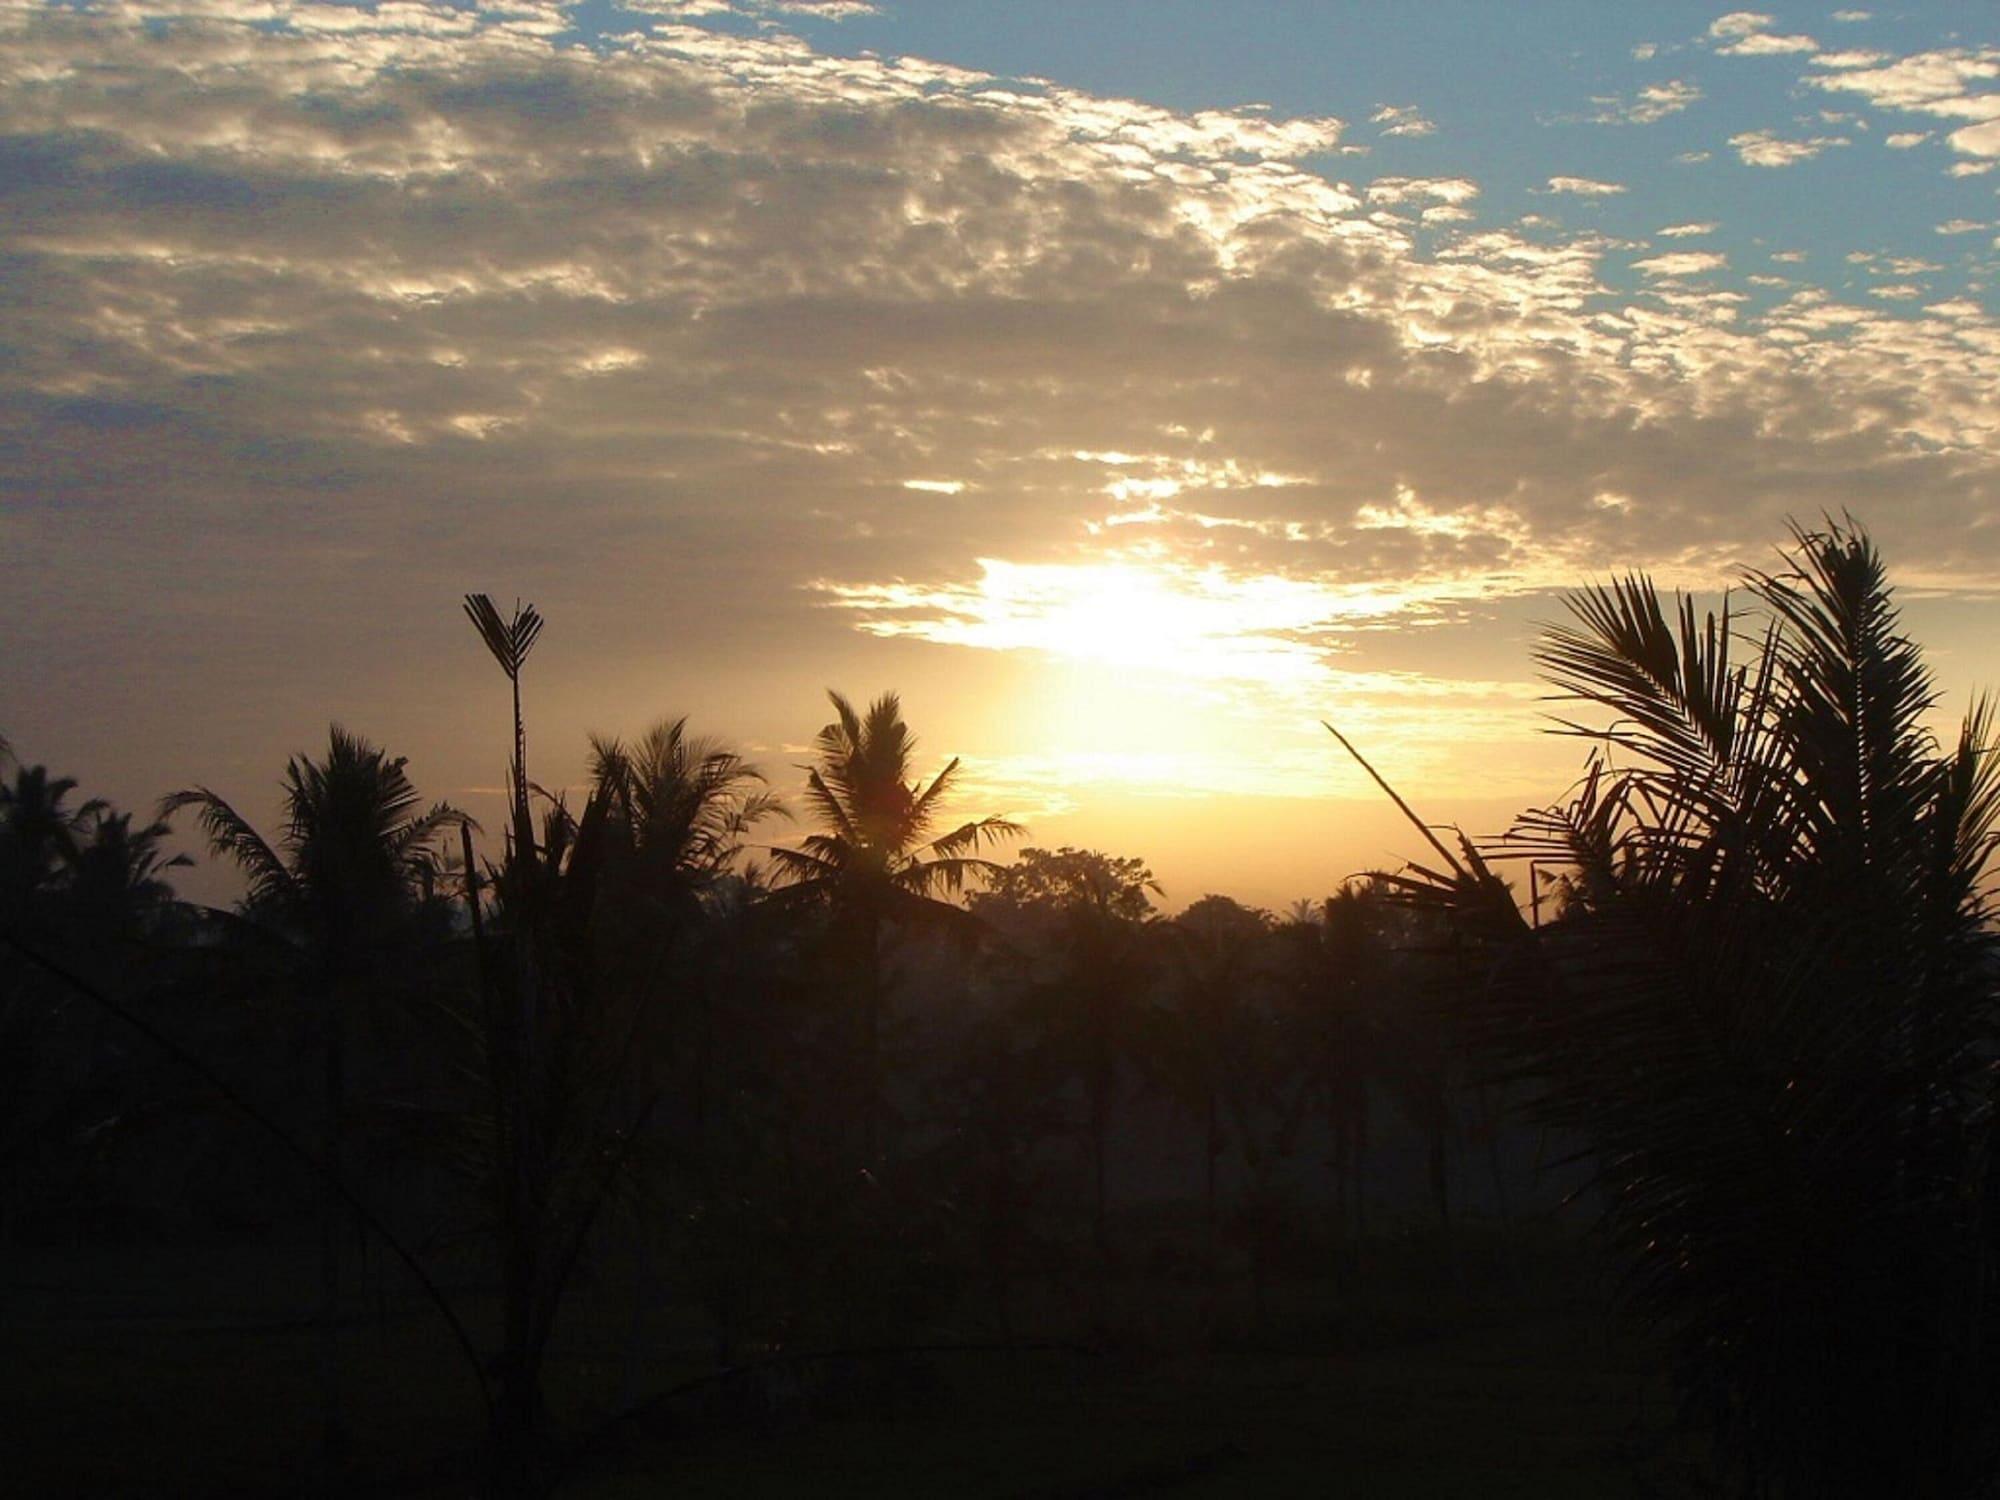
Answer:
[586,0,2000,311]
[2,0,1998,904]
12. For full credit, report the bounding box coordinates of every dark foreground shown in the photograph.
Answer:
[4,1224,1707,1498]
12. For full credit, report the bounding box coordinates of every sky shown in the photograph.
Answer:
[3,0,1999,910]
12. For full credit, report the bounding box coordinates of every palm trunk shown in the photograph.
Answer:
[316,977,349,1486]
[1204,1090,1219,1272]
[859,913,882,1168]
[1089,1059,1111,1259]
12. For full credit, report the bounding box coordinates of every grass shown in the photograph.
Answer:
[2,1224,1711,1498]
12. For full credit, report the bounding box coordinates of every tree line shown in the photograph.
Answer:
[6,519,2000,1498]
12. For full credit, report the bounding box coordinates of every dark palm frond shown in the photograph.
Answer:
[775,690,1022,918]
[1335,517,2000,1497]
[463,594,544,683]
[158,787,297,912]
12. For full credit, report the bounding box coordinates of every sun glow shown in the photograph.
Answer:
[816,556,1424,685]
[812,553,1556,801]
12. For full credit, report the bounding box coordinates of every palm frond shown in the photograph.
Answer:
[158,787,296,911]
[462,594,544,683]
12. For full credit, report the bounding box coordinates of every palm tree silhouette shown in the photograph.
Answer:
[590,717,783,926]
[770,691,1019,1164]
[0,762,105,915]
[161,726,464,1474]
[65,809,191,940]
[589,716,783,1148]
[1337,520,2000,1496]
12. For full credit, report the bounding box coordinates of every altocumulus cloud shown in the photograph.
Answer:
[4,0,2000,772]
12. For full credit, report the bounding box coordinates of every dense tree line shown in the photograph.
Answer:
[7,521,2000,1497]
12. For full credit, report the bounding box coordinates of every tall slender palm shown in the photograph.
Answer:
[162,726,464,1475]
[1337,520,2000,1497]
[770,691,1020,1163]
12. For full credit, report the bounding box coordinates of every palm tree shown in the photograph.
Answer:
[161,726,464,1476]
[65,809,191,941]
[590,717,782,928]
[162,727,463,963]
[588,715,783,1365]
[0,762,105,917]
[770,691,1020,1164]
[1336,520,2000,1497]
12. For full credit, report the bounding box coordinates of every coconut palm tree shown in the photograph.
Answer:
[64,809,191,941]
[162,728,463,963]
[769,690,1020,1164]
[590,717,782,926]
[161,726,464,1475]
[1336,520,2000,1497]
[0,762,105,917]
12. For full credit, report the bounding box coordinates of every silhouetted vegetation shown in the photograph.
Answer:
[6,521,1998,1496]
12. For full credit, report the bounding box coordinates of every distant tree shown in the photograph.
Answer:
[1157,894,1273,1258]
[770,691,1020,1164]
[0,755,187,1245]
[1342,520,2000,1497]
[973,846,1161,1255]
[1277,885,1388,1246]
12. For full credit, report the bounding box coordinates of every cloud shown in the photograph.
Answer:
[1832,9,1872,20]
[1366,176,1479,206]
[1658,221,1720,237]
[1586,78,1703,125]
[1632,251,1728,278]
[1707,12,1817,55]
[1543,175,1626,195]
[1808,48,2000,159]
[1370,104,1436,138]
[1708,12,1774,39]
[631,0,882,17]
[1719,31,1821,57]
[1885,131,1931,148]
[1729,129,1850,165]
[1937,219,1990,234]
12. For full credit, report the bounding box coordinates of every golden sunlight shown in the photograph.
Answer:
[817,554,1420,685]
